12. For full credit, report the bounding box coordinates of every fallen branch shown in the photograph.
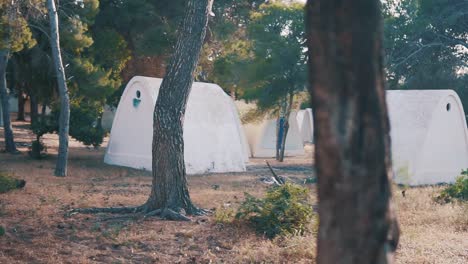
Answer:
[265,160,285,185]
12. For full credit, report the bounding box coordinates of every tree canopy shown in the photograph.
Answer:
[383,0,468,110]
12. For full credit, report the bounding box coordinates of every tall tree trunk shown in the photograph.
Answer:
[143,0,212,215]
[17,92,25,121]
[0,50,17,153]
[30,93,38,125]
[47,0,70,177]
[306,0,399,263]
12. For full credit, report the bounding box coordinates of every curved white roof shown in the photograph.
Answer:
[105,76,249,174]
[387,89,468,185]
[235,100,305,158]
[297,108,313,143]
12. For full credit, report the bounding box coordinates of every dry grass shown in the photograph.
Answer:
[0,119,467,263]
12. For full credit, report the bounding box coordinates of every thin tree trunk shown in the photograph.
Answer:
[0,50,17,153]
[144,0,213,215]
[306,0,399,263]
[278,120,289,162]
[41,103,47,116]
[47,0,70,177]
[17,92,25,121]
[275,117,281,160]
[278,90,294,162]
[30,93,38,125]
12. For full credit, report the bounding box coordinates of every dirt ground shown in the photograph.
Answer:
[0,119,467,263]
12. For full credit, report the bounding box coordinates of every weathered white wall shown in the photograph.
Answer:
[297,108,313,143]
[241,110,305,158]
[101,105,116,132]
[387,90,468,185]
[105,76,248,174]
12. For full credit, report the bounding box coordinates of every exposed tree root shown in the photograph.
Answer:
[144,208,191,221]
[68,204,206,221]
[68,205,145,216]
[191,207,210,216]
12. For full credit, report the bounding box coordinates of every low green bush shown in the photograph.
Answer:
[0,226,5,236]
[42,101,107,148]
[214,207,236,224]
[68,103,107,147]
[435,170,468,203]
[0,172,25,193]
[236,183,314,238]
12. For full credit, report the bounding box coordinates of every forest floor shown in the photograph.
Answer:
[0,119,467,264]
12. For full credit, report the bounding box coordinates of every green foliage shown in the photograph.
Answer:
[33,102,106,148]
[0,1,37,52]
[243,2,307,106]
[68,57,118,102]
[68,102,107,147]
[95,0,185,56]
[213,2,307,112]
[90,29,131,77]
[236,183,314,238]
[214,207,236,224]
[383,0,468,110]
[0,172,22,193]
[211,40,253,96]
[0,225,4,236]
[30,115,56,158]
[31,115,57,139]
[60,16,94,54]
[435,170,468,203]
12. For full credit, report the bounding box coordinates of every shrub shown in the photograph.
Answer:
[214,207,236,224]
[0,172,25,193]
[68,103,107,147]
[0,226,5,236]
[435,170,468,203]
[30,115,56,159]
[236,183,314,238]
[31,115,57,140]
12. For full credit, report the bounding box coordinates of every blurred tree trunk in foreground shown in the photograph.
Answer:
[306,0,400,263]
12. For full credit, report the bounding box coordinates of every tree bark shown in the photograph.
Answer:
[278,120,289,162]
[47,0,70,177]
[306,0,399,263]
[30,93,38,125]
[17,92,25,121]
[278,90,294,162]
[0,50,17,153]
[41,103,47,116]
[143,0,213,215]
